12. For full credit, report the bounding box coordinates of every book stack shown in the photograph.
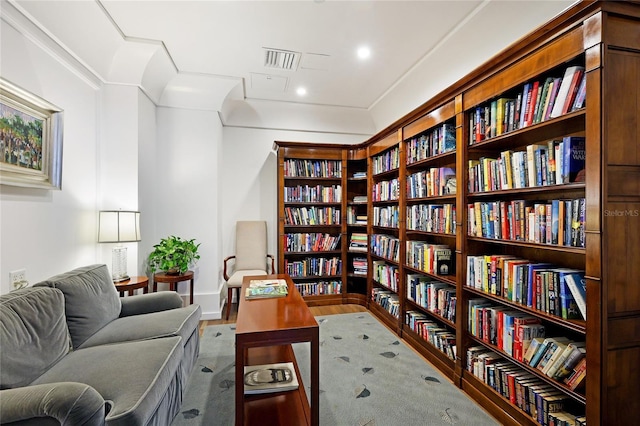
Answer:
[348,233,368,252]
[352,171,367,179]
[245,279,289,299]
[352,257,367,275]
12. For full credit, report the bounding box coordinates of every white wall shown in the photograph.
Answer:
[0,11,100,293]
[138,90,158,275]
[98,84,142,277]
[154,107,222,318]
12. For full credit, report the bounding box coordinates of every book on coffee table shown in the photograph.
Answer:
[245,279,288,299]
[243,361,299,394]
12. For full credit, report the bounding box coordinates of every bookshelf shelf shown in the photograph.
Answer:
[465,286,586,335]
[275,3,640,424]
[466,236,587,254]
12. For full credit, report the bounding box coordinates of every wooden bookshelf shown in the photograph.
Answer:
[274,2,640,424]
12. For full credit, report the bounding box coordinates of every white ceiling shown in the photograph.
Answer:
[8,0,579,134]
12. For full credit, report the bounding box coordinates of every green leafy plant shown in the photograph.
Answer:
[148,236,200,275]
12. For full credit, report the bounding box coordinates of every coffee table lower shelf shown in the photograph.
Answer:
[242,345,311,426]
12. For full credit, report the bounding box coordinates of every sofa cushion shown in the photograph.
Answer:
[31,336,184,426]
[79,304,201,349]
[35,264,121,349]
[0,287,71,389]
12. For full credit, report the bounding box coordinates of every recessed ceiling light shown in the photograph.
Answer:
[357,46,371,60]
[296,87,307,96]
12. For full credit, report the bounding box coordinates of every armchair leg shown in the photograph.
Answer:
[226,286,233,320]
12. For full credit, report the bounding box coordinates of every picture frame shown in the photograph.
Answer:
[0,78,63,190]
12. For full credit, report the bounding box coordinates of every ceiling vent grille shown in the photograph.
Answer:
[263,48,300,71]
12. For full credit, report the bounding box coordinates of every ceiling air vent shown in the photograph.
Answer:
[263,48,300,71]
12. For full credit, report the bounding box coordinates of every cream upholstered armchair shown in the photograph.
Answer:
[223,221,275,319]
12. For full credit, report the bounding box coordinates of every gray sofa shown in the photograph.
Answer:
[0,264,202,426]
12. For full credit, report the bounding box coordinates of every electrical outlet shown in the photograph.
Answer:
[10,269,28,289]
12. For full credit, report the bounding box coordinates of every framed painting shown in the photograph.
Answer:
[0,78,63,189]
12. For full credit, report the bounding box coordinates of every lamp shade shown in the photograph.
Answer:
[98,210,141,243]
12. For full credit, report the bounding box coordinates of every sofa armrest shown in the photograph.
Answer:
[119,292,183,317]
[0,382,105,426]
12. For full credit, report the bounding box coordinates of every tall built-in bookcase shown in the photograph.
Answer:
[277,144,345,305]
[274,2,640,424]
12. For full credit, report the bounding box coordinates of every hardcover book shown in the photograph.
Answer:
[245,279,289,299]
[243,362,299,394]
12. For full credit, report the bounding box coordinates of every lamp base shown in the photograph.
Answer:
[112,246,129,283]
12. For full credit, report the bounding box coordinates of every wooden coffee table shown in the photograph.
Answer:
[235,274,319,426]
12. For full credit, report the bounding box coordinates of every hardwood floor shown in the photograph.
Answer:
[198,304,367,335]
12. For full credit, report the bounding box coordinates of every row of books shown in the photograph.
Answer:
[284,184,342,203]
[524,337,586,389]
[284,206,341,226]
[405,310,456,361]
[467,346,585,425]
[372,146,400,175]
[371,178,400,202]
[407,167,456,198]
[283,159,342,178]
[283,257,342,277]
[370,234,400,262]
[468,300,587,391]
[371,288,400,318]
[346,207,367,225]
[348,232,367,252]
[283,233,341,253]
[407,203,456,234]
[405,122,456,164]
[351,257,367,275]
[294,280,342,296]
[405,242,455,276]
[372,260,399,292]
[466,255,586,320]
[468,137,585,193]
[467,198,586,248]
[469,65,585,145]
[406,274,456,322]
[373,205,399,228]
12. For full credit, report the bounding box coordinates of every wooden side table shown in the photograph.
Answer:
[114,276,149,296]
[153,270,195,305]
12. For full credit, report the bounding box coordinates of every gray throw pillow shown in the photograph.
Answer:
[0,287,72,388]
[35,264,121,349]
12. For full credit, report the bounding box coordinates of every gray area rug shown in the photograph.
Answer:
[171,312,499,426]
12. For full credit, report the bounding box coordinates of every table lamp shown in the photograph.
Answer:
[98,210,141,282]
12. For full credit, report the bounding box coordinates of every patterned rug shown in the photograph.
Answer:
[171,312,499,426]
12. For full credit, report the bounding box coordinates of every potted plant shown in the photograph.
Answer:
[148,235,201,275]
